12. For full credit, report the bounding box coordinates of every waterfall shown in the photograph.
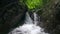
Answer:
[25,12,33,24]
[8,12,49,34]
[33,12,38,25]
[25,12,39,25]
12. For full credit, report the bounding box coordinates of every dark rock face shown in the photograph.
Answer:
[29,11,34,21]
[37,1,60,34]
[0,0,27,34]
[0,0,18,8]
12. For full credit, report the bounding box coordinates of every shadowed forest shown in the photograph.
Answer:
[0,0,60,34]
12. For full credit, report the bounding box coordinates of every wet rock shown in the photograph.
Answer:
[0,0,27,34]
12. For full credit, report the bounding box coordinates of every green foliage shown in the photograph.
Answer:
[19,0,50,10]
[25,0,43,9]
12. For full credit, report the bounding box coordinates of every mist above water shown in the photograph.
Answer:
[8,12,49,34]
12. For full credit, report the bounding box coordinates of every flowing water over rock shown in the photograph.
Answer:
[8,12,49,34]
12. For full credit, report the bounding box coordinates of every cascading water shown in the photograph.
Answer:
[25,12,33,24]
[33,12,38,25]
[8,12,49,34]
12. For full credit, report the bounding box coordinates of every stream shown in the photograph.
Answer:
[8,12,49,34]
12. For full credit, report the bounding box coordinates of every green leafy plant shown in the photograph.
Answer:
[25,0,43,9]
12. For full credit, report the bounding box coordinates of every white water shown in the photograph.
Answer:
[33,12,38,25]
[8,12,49,34]
[25,12,33,24]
